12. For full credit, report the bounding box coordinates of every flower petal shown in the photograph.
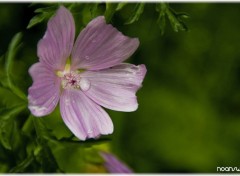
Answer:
[28,62,61,116]
[60,89,113,140]
[81,63,147,112]
[71,16,139,71]
[100,151,133,173]
[38,6,75,70]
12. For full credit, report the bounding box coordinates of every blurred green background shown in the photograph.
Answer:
[1,2,240,173]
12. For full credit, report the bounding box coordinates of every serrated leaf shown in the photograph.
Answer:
[34,6,57,13]
[125,3,145,25]
[156,3,188,34]
[177,12,190,19]
[104,3,118,22]
[27,14,46,29]
[5,33,27,101]
[156,4,166,35]
[167,7,188,32]
[27,6,57,29]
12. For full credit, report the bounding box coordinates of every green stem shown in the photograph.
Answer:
[22,115,34,135]
[5,32,27,102]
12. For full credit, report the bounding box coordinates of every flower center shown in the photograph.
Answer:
[56,60,91,91]
[62,71,81,89]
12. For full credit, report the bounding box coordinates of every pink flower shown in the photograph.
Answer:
[28,6,146,140]
[100,151,133,173]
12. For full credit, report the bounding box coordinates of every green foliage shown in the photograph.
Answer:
[27,3,189,36]
[0,87,24,119]
[42,107,73,140]
[0,33,31,172]
[116,3,127,11]
[0,33,29,172]
[0,118,21,150]
[156,3,189,35]
[0,55,7,87]
[4,33,26,101]
[104,3,118,22]
[125,3,145,25]
[27,5,58,29]
[48,140,86,172]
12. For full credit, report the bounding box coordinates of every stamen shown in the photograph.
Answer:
[55,59,90,91]
[56,70,64,77]
[64,58,71,72]
[61,71,81,89]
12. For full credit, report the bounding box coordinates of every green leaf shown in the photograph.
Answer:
[0,55,7,87]
[27,14,46,29]
[77,3,100,27]
[34,144,60,172]
[104,3,118,22]
[156,4,166,35]
[167,7,188,32]
[42,106,72,140]
[89,3,100,18]
[156,3,188,34]
[0,87,26,151]
[5,32,27,101]
[0,120,14,150]
[0,118,22,151]
[47,139,110,173]
[30,106,72,141]
[9,155,34,173]
[31,115,51,143]
[48,140,86,173]
[116,3,127,11]
[0,87,26,120]
[31,112,68,143]
[34,5,57,13]
[125,3,145,25]
[23,118,61,172]
[27,6,57,29]
[0,105,26,121]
